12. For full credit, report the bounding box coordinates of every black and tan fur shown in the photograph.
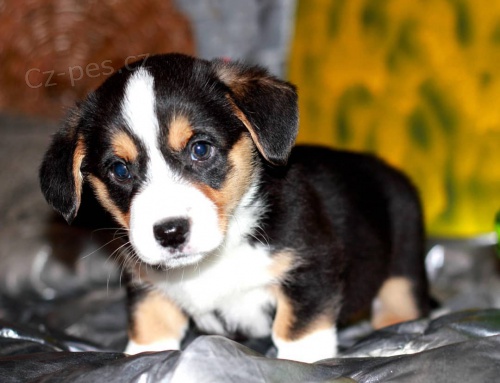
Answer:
[39,53,429,362]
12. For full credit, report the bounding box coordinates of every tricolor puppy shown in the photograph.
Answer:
[40,53,429,362]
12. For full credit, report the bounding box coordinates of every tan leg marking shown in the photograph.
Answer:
[87,175,130,228]
[195,134,255,232]
[272,285,334,341]
[268,250,296,340]
[168,115,193,151]
[268,250,295,280]
[271,286,296,341]
[129,290,188,345]
[112,131,138,162]
[371,277,420,329]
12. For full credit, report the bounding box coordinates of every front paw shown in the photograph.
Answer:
[273,327,338,363]
[124,339,181,355]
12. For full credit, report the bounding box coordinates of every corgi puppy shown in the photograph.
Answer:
[40,53,429,362]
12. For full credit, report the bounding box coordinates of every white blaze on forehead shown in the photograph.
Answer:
[121,67,174,185]
[121,68,159,150]
[120,67,224,266]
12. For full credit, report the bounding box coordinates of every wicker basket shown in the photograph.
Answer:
[0,0,194,119]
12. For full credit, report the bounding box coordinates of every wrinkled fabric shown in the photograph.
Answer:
[1,307,500,382]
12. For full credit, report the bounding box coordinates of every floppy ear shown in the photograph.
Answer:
[39,106,85,223]
[212,60,299,166]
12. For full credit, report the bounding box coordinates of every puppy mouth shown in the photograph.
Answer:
[130,244,212,269]
[161,248,202,263]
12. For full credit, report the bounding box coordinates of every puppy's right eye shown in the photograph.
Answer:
[190,141,213,161]
[111,161,131,181]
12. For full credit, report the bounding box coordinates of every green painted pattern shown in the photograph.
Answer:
[290,0,500,236]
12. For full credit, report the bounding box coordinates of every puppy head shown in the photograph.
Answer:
[40,54,298,267]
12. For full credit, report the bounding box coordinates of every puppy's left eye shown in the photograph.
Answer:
[190,141,213,161]
[111,161,132,181]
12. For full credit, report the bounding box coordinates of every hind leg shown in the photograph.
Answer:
[371,276,423,329]
[371,176,430,329]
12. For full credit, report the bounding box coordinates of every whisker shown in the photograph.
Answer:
[91,227,129,233]
[108,241,134,263]
[219,209,271,249]
[90,227,129,240]
[81,235,129,260]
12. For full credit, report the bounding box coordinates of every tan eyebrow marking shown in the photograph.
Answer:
[112,131,139,162]
[168,115,193,151]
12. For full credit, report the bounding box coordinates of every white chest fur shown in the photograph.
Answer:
[146,241,276,338]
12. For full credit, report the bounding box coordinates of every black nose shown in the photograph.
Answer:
[153,218,190,249]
